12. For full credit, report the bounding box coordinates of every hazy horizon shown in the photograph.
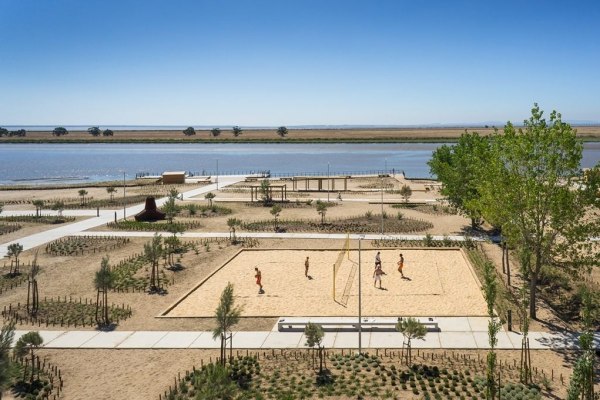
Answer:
[1,1,599,125]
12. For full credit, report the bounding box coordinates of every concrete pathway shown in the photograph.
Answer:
[0,176,245,258]
[11,328,599,350]
[73,231,480,242]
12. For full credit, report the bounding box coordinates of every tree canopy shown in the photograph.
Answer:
[88,126,101,136]
[232,126,242,137]
[52,127,68,136]
[183,126,196,136]
[276,126,288,137]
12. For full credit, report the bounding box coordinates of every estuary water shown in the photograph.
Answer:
[1,142,599,185]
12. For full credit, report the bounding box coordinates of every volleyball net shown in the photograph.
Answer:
[332,233,351,301]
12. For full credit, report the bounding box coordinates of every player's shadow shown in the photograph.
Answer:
[378,287,388,291]
[401,276,412,281]
[307,275,314,280]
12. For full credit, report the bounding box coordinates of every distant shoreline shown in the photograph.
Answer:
[2,126,600,143]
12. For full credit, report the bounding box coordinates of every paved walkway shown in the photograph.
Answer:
[0,176,245,258]
[11,327,599,350]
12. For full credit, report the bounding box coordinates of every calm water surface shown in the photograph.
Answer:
[1,143,599,185]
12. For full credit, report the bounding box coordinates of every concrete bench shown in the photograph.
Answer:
[277,317,439,332]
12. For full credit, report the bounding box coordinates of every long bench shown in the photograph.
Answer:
[277,317,439,332]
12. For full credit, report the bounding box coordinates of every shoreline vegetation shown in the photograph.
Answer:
[1,126,600,143]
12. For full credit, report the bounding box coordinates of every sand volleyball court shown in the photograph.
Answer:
[162,248,488,318]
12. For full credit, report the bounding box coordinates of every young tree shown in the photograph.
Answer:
[144,234,163,293]
[26,253,40,316]
[428,131,490,228]
[183,126,196,136]
[52,127,68,136]
[476,104,599,319]
[0,321,16,399]
[78,189,88,206]
[227,218,240,243]
[51,200,64,217]
[304,322,326,374]
[270,204,282,231]
[211,128,221,137]
[276,126,288,137]
[195,363,237,400]
[7,243,23,275]
[205,192,216,207]
[212,283,242,366]
[164,223,183,266]
[87,126,101,136]
[32,200,44,218]
[102,129,114,136]
[15,331,43,383]
[162,197,178,224]
[399,184,412,203]
[94,256,114,326]
[232,126,242,137]
[482,260,501,399]
[106,186,117,202]
[566,288,596,400]
[396,317,427,365]
[316,200,328,225]
[259,179,272,205]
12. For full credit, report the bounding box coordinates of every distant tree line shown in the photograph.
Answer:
[0,127,26,137]
[181,125,290,138]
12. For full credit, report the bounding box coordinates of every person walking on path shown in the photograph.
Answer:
[255,267,264,294]
[397,253,405,278]
[373,265,384,289]
[304,256,310,278]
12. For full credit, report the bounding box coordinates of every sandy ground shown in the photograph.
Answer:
[165,248,487,317]
[0,218,87,245]
[2,126,600,142]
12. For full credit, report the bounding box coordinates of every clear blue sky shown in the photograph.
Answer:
[1,0,599,126]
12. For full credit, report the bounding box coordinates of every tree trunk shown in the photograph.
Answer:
[318,347,323,373]
[104,289,109,325]
[95,289,101,324]
[30,349,34,383]
[530,251,541,319]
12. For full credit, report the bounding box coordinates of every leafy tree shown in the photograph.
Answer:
[270,204,282,231]
[304,322,326,373]
[211,128,221,137]
[205,192,216,207]
[94,256,114,326]
[15,332,43,383]
[10,129,26,137]
[144,234,163,293]
[276,126,288,137]
[428,131,490,228]
[259,179,272,204]
[399,184,412,203]
[183,126,196,136]
[78,189,88,206]
[396,317,427,365]
[567,288,597,400]
[0,321,16,399]
[0,128,7,137]
[32,200,44,218]
[212,283,242,366]
[164,223,183,266]
[106,186,117,202]
[232,126,242,137]
[87,126,101,136]
[316,200,328,225]
[7,243,23,275]
[26,253,40,316]
[52,127,68,136]
[162,197,178,224]
[227,218,241,243]
[476,104,599,319]
[51,200,64,217]
[482,260,501,399]
[102,129,114,136]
